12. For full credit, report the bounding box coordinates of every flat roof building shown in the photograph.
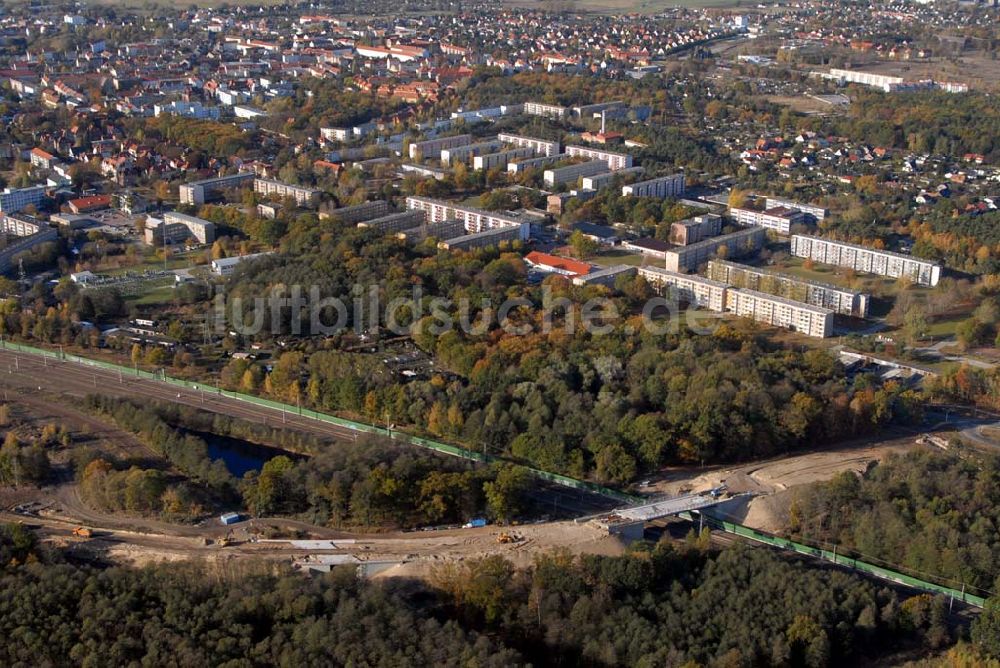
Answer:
[581,166,644,192]
[507,153,568,174]
[254,178,321,208]
[707,259,869,318]
[638,266,729,311]
[726,288,834,338]
[408,134,472,161]
[440,140,504,166]
[664,226,766,273]
[145,212,216,245]
[0,185,46,214]
[622,173,685,199]
[523,101,567,119]
[438,225,524,251]
[357,210,425,234]
[498,133,560,157]
[543,159,608,187]
[326,200,391,224]
[565,145,633,171]
[730,206,806,235]
[179,173,255,206]
[670,214,722,246]
[405,196,529,238]
[473,147,535,172]
[572,264,636,287]
[791,234,941,287]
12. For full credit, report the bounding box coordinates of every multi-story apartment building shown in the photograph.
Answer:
[0,185,46,214]
[405,196,529,239]
[669,214,722,246]
[638,266,729,311]
[440,140,503,166]
[572,101,625,118]
[396,219,468,244]
[581,166,645,191]
[664,226,766,273]
[543,160,608,187]
[725,288,834,338]
[764,197,827,222]
[328,200,391,224]
[507,153,568,174]
[253,179,321,208]
[1,213,48,237]
[790,234,941,287]
[438,225,523,251]
[179,173,255,206]
[473,147,535,171]
[497,133,560,157]
[565,145,633,171]
[356,210,425,234]
[621,173,685,199]
[707,260,869,318]
[523,102,567,119]
[408,134,472,161]
[730,206,805,235]
[145,212,216,246]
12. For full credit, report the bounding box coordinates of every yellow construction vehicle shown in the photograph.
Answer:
[72,527,92,538]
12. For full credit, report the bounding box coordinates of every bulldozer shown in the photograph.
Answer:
[72,527,92,538]
[496,532,519,544]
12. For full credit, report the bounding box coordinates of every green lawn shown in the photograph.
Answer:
[591,249,649,267]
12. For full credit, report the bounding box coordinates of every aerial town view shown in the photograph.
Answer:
[1,0,1000,664]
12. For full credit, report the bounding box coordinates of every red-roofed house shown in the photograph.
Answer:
[524,251,592,277]
[68,194,111,214]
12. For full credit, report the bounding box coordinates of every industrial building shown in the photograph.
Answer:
[725,288,834,338]
[664,226,766,273]
[179,173,255,206]
[706,260,869,318]
[357,210,425,234]
[639,266,729,311]
[408,134,472,161]
[621,173,685,199]
[565,145,633,171]
[669,214,722,246]
[730,206,806,235]
[543,160,608,187]
[790,234,941,287]
[497,133,560,157]
[253,178,321,208]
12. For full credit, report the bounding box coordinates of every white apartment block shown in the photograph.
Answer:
[498,133,560,157]
[707,260,869,318]
[664,226,767,273]
[622,173,685,199]
[254,179,321,208]
[396,219,467,244]
[473,147,535,172]
[523,101,567,119]
[507,153,568,174]
[790,234,941,287]
[0,185,46,213]
[438,225,524,251]
[329,200,391,224]
[406,196,529,239]
[638,266,729,311]
[565,145,633,171]
[725,288,834,338]
[581,166,645,192]
[543,160,608,187]
[1,214,48,237]
[357,210,425,234]
[408,134,472,161]
[145,212,216,245]
[730,206,806,235]
[440,140,503,166]
[179,173,255,206]
[764,197,827,221]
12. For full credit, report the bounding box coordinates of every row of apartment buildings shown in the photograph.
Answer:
[638,266,834,337]
[790,234,941,287]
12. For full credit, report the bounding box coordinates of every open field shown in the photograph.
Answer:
[591,248,649,267]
